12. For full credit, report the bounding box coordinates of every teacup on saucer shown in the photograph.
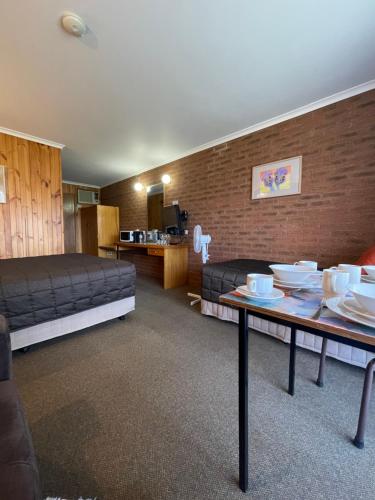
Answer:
[246,273,273,296]
[294,260,318,271]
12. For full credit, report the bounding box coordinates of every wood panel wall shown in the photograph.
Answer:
[62,183,101,252]
[0,132,63,259]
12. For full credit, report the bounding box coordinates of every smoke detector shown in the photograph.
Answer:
[61,12,87,37]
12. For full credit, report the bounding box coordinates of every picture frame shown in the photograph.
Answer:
[0,166,6,203]
[251,156,302,200]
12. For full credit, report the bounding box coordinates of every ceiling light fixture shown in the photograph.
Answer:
[161,174,171,185]
[134,182,143,192]
[61,12,87,37]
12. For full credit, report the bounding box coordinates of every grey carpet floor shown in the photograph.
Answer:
[13,276,375,500]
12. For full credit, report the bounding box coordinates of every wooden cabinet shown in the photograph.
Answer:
[80,205,119,256]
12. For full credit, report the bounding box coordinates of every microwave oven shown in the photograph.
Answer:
[120,230,134,242]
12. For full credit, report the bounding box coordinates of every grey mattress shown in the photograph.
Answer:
[202,259,280,303]
[0,253,136,332]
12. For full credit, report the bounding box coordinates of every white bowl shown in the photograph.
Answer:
[269,264,313,283]
[363,266,375,279]
[349,283,375,315]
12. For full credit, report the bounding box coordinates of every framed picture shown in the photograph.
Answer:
[0,166,6,203]
[251,156,302,200]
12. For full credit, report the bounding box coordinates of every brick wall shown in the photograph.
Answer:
[101,90,375,287]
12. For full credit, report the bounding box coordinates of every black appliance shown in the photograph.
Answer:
[162,204,188,236]
[133,230,146,243]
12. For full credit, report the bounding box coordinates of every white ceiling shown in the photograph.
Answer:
[0,1,374,187]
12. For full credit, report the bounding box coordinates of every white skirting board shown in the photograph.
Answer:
[10,296,135,350]
[201,299,374,369]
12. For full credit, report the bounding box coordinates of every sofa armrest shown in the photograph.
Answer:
[0,315,11,381]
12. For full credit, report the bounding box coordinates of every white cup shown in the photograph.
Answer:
[294,260,318,271]
[322,269,350,298]
[246,273,273,296]
[329,264,361,285]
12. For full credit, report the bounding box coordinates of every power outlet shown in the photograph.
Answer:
[172,200,179,205]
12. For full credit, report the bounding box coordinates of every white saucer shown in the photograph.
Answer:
[362,276,375,284]
[325,297,375,329]
[236,285,285,302]
[341,298,375,321]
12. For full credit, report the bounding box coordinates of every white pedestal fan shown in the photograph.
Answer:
[193,225,211,263]
[188,225,212,306]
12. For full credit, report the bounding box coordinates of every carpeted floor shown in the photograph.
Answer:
[13,276,375,500]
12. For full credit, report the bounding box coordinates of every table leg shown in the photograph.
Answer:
[316,337,328,387]
[289,326,296,396]
[116,244,119,260]
[353,358,375,449]
[238,307,249,492]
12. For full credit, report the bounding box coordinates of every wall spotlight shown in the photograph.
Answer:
[161,174,171,185]
[134,182,143,192]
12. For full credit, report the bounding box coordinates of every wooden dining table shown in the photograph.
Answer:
[220,287,375,493]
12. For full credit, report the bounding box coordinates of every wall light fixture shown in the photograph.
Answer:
[161,174,171,185]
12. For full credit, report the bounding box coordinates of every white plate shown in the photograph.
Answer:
[236,285,284,302]
[274,277,308,285]
[325,297,375,329]
[362,276,375,284]
[273,278,320,289]
[342,298,375,321]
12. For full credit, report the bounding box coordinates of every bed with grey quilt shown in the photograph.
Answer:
[0,253,136,349]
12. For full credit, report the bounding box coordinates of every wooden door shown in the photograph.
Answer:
[63,193,76,253]
[80,206,98,255]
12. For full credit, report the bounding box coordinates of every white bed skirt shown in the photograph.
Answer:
[10,296,135,350]
[201,299,374,369]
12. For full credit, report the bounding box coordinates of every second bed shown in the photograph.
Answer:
[0,253,136,350]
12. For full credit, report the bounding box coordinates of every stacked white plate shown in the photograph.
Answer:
[326,297,375,328]
[269,264,322,290]
[235,285,284,302]
[362,275,375,284]
[273,276,321,290]
[362,266,375,284]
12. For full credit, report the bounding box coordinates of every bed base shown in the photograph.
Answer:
[10,296,135,350]
[201,299,374,369]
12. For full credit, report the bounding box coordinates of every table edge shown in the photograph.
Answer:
[220,294,375,347]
